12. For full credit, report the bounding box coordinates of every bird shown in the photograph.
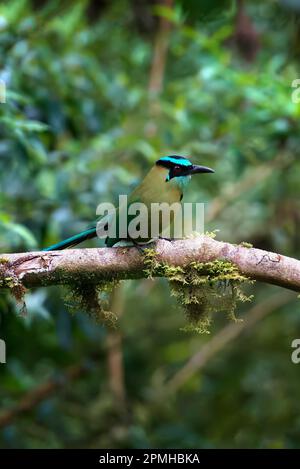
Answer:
[43,155,214,251]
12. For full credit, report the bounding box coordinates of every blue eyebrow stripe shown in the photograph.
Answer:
[159,156,192,166]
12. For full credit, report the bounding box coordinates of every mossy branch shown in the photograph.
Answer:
[0,235,299,292]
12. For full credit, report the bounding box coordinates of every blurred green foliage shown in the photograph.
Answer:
[1,0,300,449]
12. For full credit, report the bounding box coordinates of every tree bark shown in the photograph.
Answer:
[0,236,300,292]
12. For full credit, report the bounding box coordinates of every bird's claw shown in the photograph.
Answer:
[158,236,173,242]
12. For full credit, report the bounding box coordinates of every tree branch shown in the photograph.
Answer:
[0,236,300,292]
[148,0,173,96]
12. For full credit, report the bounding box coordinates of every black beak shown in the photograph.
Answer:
[189,164,215,175]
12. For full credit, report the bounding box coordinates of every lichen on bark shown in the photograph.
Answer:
[63,280,120,328]
[143,249,254,333]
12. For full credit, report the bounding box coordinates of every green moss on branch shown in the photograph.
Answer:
[143,249,254,333]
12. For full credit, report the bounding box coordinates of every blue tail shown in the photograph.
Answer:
[43,227,97,251]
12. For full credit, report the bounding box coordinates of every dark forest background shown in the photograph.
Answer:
[1,0,300,448]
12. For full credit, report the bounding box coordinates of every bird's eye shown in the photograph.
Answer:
[173,165,181,175]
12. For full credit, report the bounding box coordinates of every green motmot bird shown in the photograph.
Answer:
[43,155,214,251]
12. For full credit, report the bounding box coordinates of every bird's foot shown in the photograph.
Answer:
[130,238,151,253]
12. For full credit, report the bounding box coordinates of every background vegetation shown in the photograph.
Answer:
[1,0,300,448]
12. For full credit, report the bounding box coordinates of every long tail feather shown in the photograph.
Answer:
[43,227,97,251]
